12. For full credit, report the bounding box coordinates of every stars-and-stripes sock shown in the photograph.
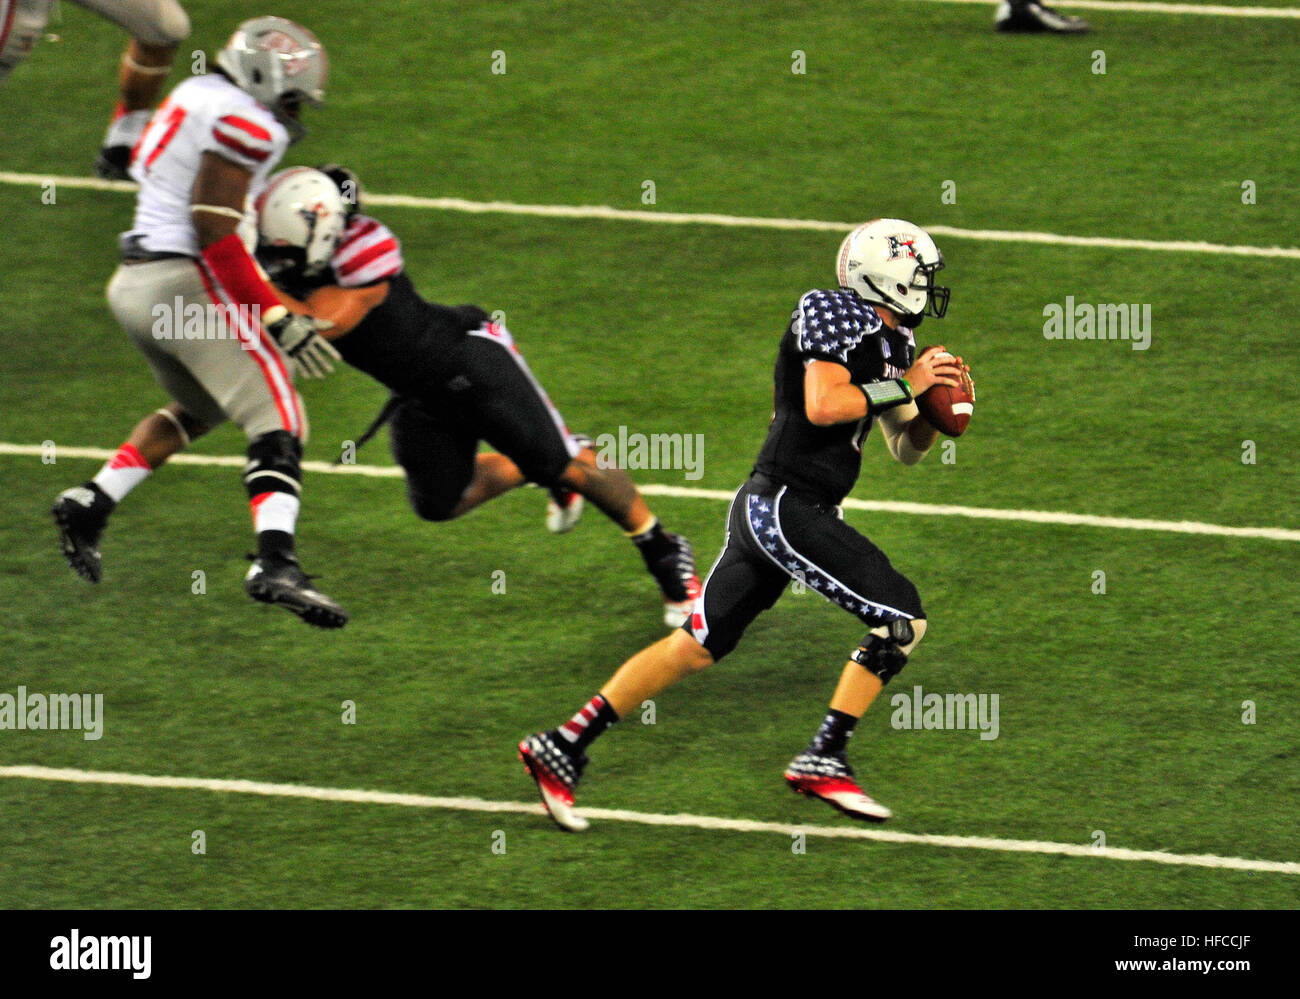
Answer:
[810,709,858,756]
[90,443,151,504]
[555,694,619,754]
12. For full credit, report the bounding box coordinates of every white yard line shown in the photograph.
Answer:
[2,171,1297,260]
[4,442,1297,542]
[1,763,1295,874]
[911,0,1300,18]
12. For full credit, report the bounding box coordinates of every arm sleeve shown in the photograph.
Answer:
[200,232,285,316]
[877,402,930,466]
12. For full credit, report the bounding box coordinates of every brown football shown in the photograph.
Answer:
[916,360,974,437]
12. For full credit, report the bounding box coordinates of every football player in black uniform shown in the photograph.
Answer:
[254,166,700,626]
[519,219,974,830]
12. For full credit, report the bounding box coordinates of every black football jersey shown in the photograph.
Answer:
[752,287,916,506]
[331,271,486,399]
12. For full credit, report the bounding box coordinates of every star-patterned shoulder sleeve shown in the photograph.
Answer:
[790,289,884,365]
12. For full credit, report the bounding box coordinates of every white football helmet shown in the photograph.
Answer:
[836,218,950,323]
[255,167,347,281]
[216,16,327,144]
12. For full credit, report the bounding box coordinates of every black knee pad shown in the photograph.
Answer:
[245,430,302,498]
[850,618,915,685]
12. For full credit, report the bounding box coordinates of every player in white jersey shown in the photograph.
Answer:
[0,0,191,176]
[52,16,349,630]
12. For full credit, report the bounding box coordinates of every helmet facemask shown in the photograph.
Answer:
[272,92,310,145]
[897,255,950,328]
[256,243,310,285]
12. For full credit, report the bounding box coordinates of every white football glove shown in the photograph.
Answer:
[264,306,340,380]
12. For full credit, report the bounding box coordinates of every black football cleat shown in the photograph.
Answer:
[244,554,348,629]
[52,483,114,583]
[995,1,1090,34]
[96,108,151,181]
[519,731,590,831]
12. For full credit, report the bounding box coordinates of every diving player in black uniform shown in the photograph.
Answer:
[519,218,974,831]
[255,166,701,627]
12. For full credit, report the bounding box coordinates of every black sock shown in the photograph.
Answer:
[257,529,296,562]
[630,520,675,565]
[555,694,620,754]
[810,709,858,756]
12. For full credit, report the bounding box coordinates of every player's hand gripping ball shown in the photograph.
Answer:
[915,349,975,437]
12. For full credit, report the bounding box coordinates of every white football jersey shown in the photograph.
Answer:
[123,73,290,257]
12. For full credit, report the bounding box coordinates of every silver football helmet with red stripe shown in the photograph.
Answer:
[255,167,347,282]
[216,16,327,144]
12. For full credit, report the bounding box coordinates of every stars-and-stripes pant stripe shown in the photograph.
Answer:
[680,477,925,661]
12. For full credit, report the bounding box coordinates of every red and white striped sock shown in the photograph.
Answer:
[91,443,152,503]
[250,491,300,536]
[557,693,619,751]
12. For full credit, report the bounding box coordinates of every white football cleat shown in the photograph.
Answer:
[546,490,584,534]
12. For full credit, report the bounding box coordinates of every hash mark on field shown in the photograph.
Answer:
[4,442,1298,543]
[1,763,1296,874]
[1,171,1297,260]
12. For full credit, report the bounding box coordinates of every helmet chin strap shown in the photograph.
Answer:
[858,275,910,320]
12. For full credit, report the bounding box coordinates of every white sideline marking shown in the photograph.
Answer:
[2,171,1298,261]
[1,763,1295,874]
[912,0,1300,19]
[6,442,1299,543]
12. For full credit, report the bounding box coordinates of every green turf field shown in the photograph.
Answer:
[1,0,1297,909]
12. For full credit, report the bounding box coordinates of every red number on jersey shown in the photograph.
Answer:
[135,101,188,175]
